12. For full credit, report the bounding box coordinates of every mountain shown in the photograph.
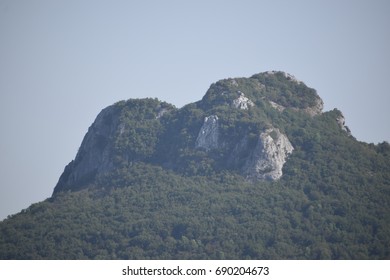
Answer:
[53,71,322,193]
[1,71,389,259]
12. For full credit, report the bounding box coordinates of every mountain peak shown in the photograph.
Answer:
[264,70,302,83]
[201,71,323,116]
[53,72,341,195]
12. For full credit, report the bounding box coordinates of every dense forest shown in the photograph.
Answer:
[0,71,389,259]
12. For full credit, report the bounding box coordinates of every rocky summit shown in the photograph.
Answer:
[53,71,327,194]
[1,71,389,260]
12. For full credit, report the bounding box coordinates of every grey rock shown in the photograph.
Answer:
[302,97,324,116]
[268,100,286,112]
[195,115,220,151]
[232,91,255,110]
[54,105,121,193]
[244,127,294,181]
[336,112,351,135]
[265,70,302,84]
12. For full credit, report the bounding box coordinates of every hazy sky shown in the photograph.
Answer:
[0,0,389,220]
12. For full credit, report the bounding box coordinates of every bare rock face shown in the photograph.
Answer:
[232,92,255,110]
[303,97,324,117]
[54,105,121,193]
[53,99,173,194]
[268,100,286,112]
[195,115,220,151]
[336,112,351,135]
[196,120,295,181]
[244,127,294,181]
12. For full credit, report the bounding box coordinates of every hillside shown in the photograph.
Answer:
[1,71,389,259]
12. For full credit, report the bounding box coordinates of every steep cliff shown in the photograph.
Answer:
[195,115,220,151]
[54,105,121,192]
[244,127,294,181]
[53,99,174,194]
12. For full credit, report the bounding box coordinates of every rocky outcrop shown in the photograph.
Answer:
[197,122,295,181]
[53,105,121,193]
[244,127,294,181]
[232,92,255,110]
[336,112,351,135]
[268,100,286,112]
[302,97,323,116]
[53,99,173,194]
[195,115,220,151]
[268,98,323,116]
[260,71,323,116]
[265,70,302,84]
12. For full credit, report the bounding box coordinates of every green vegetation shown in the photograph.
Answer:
[0,154,388,259]
[251,72,320,108]
[0,71,389,259]
[113,99,174,165]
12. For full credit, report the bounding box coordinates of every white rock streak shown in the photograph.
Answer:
[195,115,220,151]
[232,91,254,110]
[244,127,294,181]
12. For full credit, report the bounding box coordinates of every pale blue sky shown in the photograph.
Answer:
[0,0,389,220]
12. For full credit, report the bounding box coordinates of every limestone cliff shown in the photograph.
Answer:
[194,118,294,180]
[54,105,120,193]
[195,115,220,151]
[243,127,294,181]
